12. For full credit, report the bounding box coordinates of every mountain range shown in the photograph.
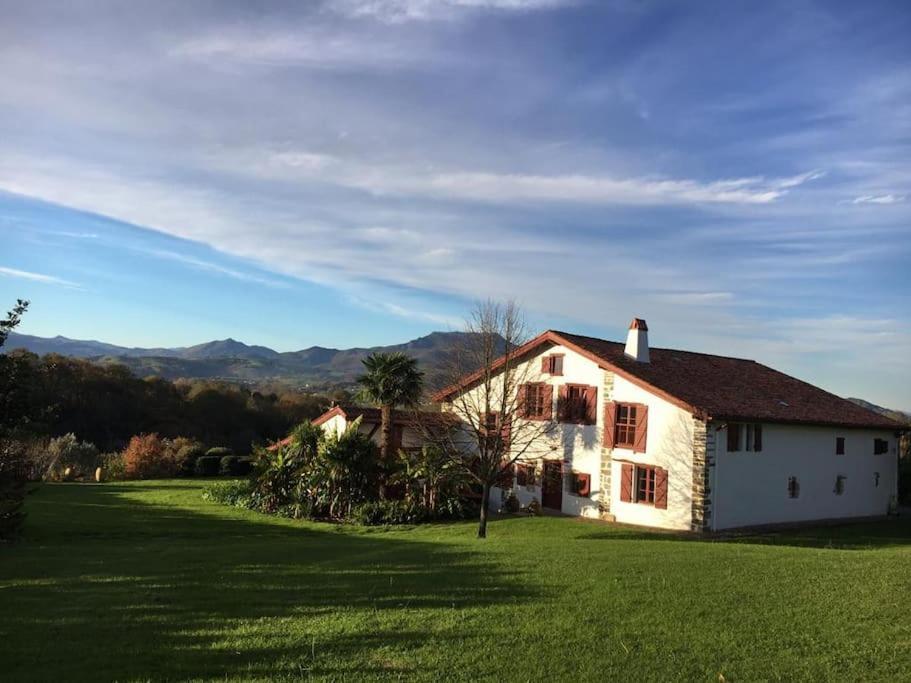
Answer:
[5,332,910,420]
[3,331,482,391]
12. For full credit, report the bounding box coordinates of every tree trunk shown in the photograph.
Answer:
[478,481,491,538]
[379,404,392,500]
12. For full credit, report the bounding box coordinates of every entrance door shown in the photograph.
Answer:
[541,461,563,511]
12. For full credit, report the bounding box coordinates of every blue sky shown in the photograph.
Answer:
[0,0,909,408]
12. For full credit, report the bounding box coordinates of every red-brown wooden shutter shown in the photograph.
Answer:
[754,424,763,452]
[620,463,633,502]
[583,386,598,425]
[654,467,668,509]
[496,463,514,489]
[517,383,528,418]
[541,384,554,420]
[603,401,616,448]
[541,356,550,374]
[576,472,591,497]
[500,416,512,448]
[632,404,648,453]
[557,385,569,422]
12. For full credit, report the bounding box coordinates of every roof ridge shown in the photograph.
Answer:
[550,329,757,363]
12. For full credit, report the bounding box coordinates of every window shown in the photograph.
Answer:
[558,384,596,425]
[728,423,761,452]
[615,404,638,447]
[635,465,656,504]
[604,402,648,452]
[482,412,510,452]
[727,423,741,452]
[495,462,514,489]
[520,383,552,420]
[516,463,538,487]
[745,424,763,452]
[541,354,564,376]
[874,438,889,455]
[834,475,846,495]
[835,437,845,455]
[874,471,880,488]
[571,472,591,497]
[787,476,800,499]
[619,463,667,509]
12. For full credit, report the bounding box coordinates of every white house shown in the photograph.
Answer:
[433,318,904,532]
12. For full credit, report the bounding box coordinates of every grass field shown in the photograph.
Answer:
[1,481,909,681]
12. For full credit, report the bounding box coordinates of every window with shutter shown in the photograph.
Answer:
[603,401,617,448]
[745,424,762,452]
[541,354,564,376]
[558,384,596,424]
[572,472,591,497]
[787,476,800,498]
[835,437,845,455]
[874,438,889,455]
[495,463,514,489]
[834,475,846,495]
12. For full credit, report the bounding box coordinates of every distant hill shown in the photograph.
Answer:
[3,330,494,391]
[847,398,911,426]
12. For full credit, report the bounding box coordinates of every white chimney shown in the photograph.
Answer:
[624,318,649,363]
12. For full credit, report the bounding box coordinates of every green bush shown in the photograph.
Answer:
[45,433,99,480]
[235,457,253,476]
[206,447,233,459]
[175,442,205,477]
[350,500,426,526]
[202,480,254,508]
[100,452,126,481]
[194,456,221,477]
[219,455,238,476]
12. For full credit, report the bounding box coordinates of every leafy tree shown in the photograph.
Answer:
[356,352,424,496]
[0,299,29,540]
[122,434,173,479]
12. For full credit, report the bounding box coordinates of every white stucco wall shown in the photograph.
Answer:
[455,343,606,518]
[711,424,898,530]
[607,375,695,531]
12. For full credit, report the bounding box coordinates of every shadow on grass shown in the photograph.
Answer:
[0,483,540,681]
[576,516,911,550]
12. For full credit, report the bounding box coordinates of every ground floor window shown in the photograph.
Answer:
[516,463,537,487]
[619,462,668,509]
[834,475,846,495]
[787,476,800,498]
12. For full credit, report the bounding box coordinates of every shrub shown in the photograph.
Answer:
[45,433,99,480]
[502,489,520,513]
[203,480,254,508]
[351,500,426,526]
[206,447,233,459]
[167,438,205,477]
[219,455,239,476]
[0,439,29,541]
[123,434,176,479]
[100,452,126,481]
[195,455,221,477]
[525,498,542,516]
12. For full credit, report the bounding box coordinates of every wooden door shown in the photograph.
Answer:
[541,461,563,510]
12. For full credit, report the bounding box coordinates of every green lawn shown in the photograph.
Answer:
[1,482,909,681]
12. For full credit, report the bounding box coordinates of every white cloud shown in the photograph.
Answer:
[851,193,906,205]
[139,249,292,289]
[0,266,82,289]
[328,0,579,23]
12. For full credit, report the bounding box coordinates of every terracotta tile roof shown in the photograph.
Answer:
[433,329,902,430]
[553,331,902,429]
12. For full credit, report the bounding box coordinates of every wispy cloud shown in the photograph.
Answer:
[141,249,292,289]
[327,0,580,23]
[851,193,906,205]
[0,265,82,289]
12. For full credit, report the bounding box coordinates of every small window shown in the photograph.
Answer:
[521,383,551,420]
[874,438,889,455]
[571,472,591,497]
[834,475,846,495]
[874,472,880,488]
[615,404,638,447]
[787,476,800,499]
[542,354,564,376]
[835,437,845,455]
[727,423,742,452]
[516,463,537,487]
[559,384,595,425]
[635,465,656,504]
[745,424,763,452]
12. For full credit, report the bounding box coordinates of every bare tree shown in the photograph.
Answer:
[424,300,554,538]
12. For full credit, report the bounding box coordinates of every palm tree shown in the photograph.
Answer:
[356,352,424,479]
